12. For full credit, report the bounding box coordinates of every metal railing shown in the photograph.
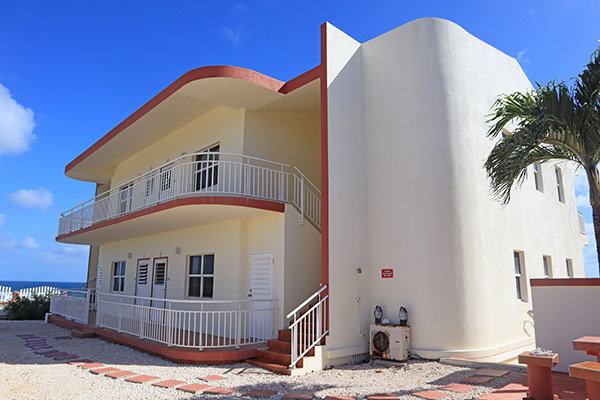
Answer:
[19,286,61,299]
[50,289,92,324]
[95,293,278,349]
[287,285,329,369]
[0,285,12,302]
[58,152,321,236]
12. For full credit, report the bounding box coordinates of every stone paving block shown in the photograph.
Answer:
[176,383,212,393]
[125,375,160,384]
[412,391,449,399]
[34,349,56,354]
[366,395,400,400]
[90,367,121,375]
[106,370,137,379]
[67,359,93,365]
[151,379,187,388]
[243,389,278,397]
[54,336,72,340]
[203,387,239,395]
[323,397,356,400]
[45,352,69,358]
[200,375,227,381]
[54,354,79,360]
[461,375,494,384]
[440,383,474,393]
[474,368,510,377]
[282,394,314,399]
[79,363,105,369]
[30,345,52,350]
[41,351,63,357]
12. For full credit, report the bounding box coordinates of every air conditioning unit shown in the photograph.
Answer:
[370,324,410,361]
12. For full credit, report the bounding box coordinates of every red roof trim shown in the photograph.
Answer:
[56,196,285,241]
[66,65,320,175]
[530,278,600,287]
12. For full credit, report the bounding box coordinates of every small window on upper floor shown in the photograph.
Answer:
[555,167,565,203]
[514,251,527,301]
[542,255,552,278]
[533,163,544,192]
[566,258,574,278]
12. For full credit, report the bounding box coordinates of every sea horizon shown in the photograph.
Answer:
[0,280,86,292]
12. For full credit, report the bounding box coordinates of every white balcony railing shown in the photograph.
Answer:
[95,293,278,349]
[50,289,93,324]
[58,152,321,237]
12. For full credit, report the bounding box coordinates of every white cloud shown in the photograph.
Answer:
[0,83,36,155]
[231,3,248,15]
[9,187,53,211]
[20,237,39,250]
[517,48,530,66]
[577,193,590,209]
[0,233,40,252]
[38,244,89,266]
[221,27,242,46]
[0,214,5,229]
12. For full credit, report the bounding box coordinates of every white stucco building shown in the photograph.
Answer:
[52,18,587,373]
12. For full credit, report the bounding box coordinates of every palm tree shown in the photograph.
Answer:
[485,48,600,275]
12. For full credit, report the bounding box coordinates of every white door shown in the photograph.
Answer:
[151,259,167,309]
[135,260,151,306]
[248,252,275,340]
[159,165,174,201]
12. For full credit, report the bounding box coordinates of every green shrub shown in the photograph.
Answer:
[3,292,50,320]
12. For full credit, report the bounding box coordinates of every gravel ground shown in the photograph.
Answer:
[0,321,524,400]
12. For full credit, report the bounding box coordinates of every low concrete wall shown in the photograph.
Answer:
[531,278,600,372]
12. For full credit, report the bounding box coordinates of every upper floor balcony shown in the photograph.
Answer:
[57,152,321,243]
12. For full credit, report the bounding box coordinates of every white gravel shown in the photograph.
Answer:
[0,321,524,400]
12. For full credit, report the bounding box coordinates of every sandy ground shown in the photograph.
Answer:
[0,320,524,400]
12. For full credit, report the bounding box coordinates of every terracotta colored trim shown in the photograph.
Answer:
[66,64,322,175]
[279,65,321,94]
[530,278,600,287]
[320,23,329,291]
[48,314,258,364]
[56,196,285,241]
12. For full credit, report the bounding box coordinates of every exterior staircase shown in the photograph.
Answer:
[246,286,329,376]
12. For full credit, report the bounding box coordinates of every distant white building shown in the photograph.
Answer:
[53,18,587,373]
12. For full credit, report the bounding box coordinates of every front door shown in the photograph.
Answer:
[151,258,167,309]
[135,259,151,306]
[248,252,275,340]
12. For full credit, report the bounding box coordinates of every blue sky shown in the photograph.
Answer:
[0,0,599,281]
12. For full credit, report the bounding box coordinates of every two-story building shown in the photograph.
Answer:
[51,18,587,374]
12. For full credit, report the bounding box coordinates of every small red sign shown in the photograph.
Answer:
[381,269,393,278]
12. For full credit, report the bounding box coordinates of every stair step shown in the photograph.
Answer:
[258,348,303,368]
[267,339,291,351]
[71,329,95,339]
[246,358,292,375]
[278,329,326,346]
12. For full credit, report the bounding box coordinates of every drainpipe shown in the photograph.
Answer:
[356,267,365,337]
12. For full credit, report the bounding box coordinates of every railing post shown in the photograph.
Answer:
[84,289,90,325]
[118,296,122,333]
[299,175,305,225]
[235,302,241,350]
[167,302,173,347]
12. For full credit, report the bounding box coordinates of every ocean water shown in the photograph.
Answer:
[0,281,85,292]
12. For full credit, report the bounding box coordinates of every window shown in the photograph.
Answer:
[112,261,126,292]
[188,254,214,298]
[533,163,543,192]
[195,145,220,190]
[555,167,565,202]
[514,252,526,301]
[119,184,133,214]
[566,258,574,278]
[542,255,552,278]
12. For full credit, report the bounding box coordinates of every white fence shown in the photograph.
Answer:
[59,152,321,236]
[49,290,91,324]
[95,293,278,349]
[19,286,61,299]
[287,285,329,369]
[0,285,12,302]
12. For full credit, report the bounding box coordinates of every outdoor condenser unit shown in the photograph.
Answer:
[369,324,410,361]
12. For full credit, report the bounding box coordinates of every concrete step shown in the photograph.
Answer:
[258,348,303,368]
[71,329,95,339]
[246,358,292,375]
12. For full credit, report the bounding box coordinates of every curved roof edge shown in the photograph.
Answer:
[65,64,321,175]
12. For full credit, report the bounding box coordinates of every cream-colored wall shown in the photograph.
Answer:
[110,106,245,188]
[325,18,587,363]
[243,111,321,188]
[283,205,322,316]
[532,281,600,372]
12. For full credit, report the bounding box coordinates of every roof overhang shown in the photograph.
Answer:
[66,65,321,183]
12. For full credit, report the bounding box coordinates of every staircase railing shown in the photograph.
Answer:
[286,285,328,369]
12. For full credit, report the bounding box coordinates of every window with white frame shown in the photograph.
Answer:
[533,163,544,192]
[112,261,126,292]
[566,258,574,278]
[513,251,526,301]
[188,254,214,298]
[542,255,552,278]
[555,167,565,202]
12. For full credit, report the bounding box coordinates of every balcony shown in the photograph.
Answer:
[58,152,321,240]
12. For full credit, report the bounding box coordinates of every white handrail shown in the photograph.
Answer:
[99,292,276,305]
[286,285,327,319]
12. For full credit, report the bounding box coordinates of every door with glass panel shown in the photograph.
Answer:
[135,259,151,306]
[195,145,220,191]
